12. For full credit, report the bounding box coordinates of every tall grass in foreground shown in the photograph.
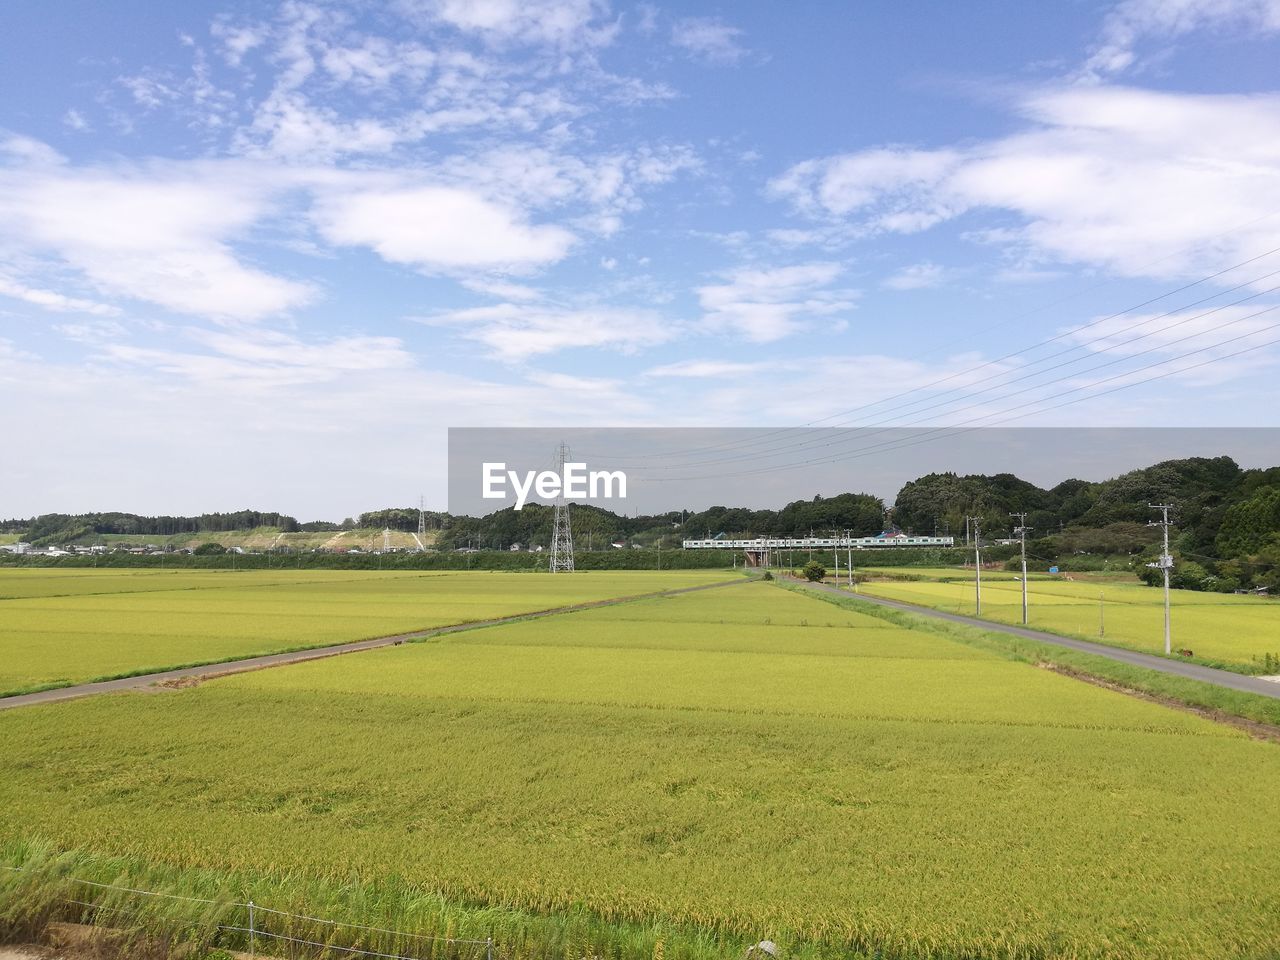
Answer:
[1,840,768,960]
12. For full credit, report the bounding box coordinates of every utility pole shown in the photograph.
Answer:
[1148,504,1174,654]
[966,516,983,614]
[1099,592,1105,638]
[1011,512,1030,625]
[846,529,853,587]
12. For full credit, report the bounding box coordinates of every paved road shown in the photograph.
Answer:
[794,579,1280,700]
[0,576,751,712]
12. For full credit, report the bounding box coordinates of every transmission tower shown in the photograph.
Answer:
[417,496,426,539]
[549,442,575,572]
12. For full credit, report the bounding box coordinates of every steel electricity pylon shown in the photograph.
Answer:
[549,442,575,573]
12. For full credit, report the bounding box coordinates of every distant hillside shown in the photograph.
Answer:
[9,455,1280,591]
[893,456,1280,592]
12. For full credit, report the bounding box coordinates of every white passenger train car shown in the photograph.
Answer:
[682,533,955,550]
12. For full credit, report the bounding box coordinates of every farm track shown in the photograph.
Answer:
[796,579,1280,699]
[0,576,752,711]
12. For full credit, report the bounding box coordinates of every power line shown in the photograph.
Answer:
[624,290,1280,474]
[807,275,1280,430]
[641,318,1280,483]
[591,243,1280,466]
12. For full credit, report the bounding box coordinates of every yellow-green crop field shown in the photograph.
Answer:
[857,570,1280,670]
[853,565,1046,581]
[2,580,1279,959]
[0,568,737,697]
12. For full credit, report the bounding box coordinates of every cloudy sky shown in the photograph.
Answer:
[3,0,1280,519]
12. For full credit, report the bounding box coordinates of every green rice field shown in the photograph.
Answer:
[2,578,1279,959]
[0,568,737,697]
[855,569,1280,670]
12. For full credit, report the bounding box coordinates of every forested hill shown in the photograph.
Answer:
[893,456,1280,591]
[1,511,308,543]
[9,455,1280,591]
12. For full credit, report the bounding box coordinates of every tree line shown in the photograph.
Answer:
[13,455,1280,591]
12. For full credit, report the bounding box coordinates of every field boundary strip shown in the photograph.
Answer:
[789,578,1280,700]
[0,576,754,711]
[1,865,494,960]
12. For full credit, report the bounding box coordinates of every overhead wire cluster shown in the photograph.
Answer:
[583,241,1280,483]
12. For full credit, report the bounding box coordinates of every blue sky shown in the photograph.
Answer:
[3,0,1280,518]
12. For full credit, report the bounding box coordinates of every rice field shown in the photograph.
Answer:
[854,569,1280,670]
[0,568,738,697]
[2,579,1279,959]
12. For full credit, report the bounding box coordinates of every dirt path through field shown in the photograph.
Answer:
[0,576,751,712]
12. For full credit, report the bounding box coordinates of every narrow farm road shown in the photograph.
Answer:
[793,579,1280,700]
[0,576,753,712]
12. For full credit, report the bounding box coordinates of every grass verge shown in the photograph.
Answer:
[0,840,801,960]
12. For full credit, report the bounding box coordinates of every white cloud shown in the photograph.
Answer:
[240,90,403,159]
[1082,0,1280,80]
[211,19,268,66]
[644,359,769,379]
[312,185,576,271]
[768,147,962,224]
[769,85,1280,284]
[53,320,128,344]
[0,276,121,316]
[115,42,235,133]
[696,262,857,342]
[320,37,436,88]
[431,143,700,222]
[62,109,89,132]
[883,262,950,290]
[214,4,585,161]
[119,74,179,109]
[405,0,616,47]
[671,17,747,63]
[460,278,544,300]
[0,128,695,324]
[635,3,659,34]
[105,328,414,389]
[420,301,678,360]
[0,147,314,321]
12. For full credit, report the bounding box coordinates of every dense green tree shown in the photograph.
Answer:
[1216,486,1280,556]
